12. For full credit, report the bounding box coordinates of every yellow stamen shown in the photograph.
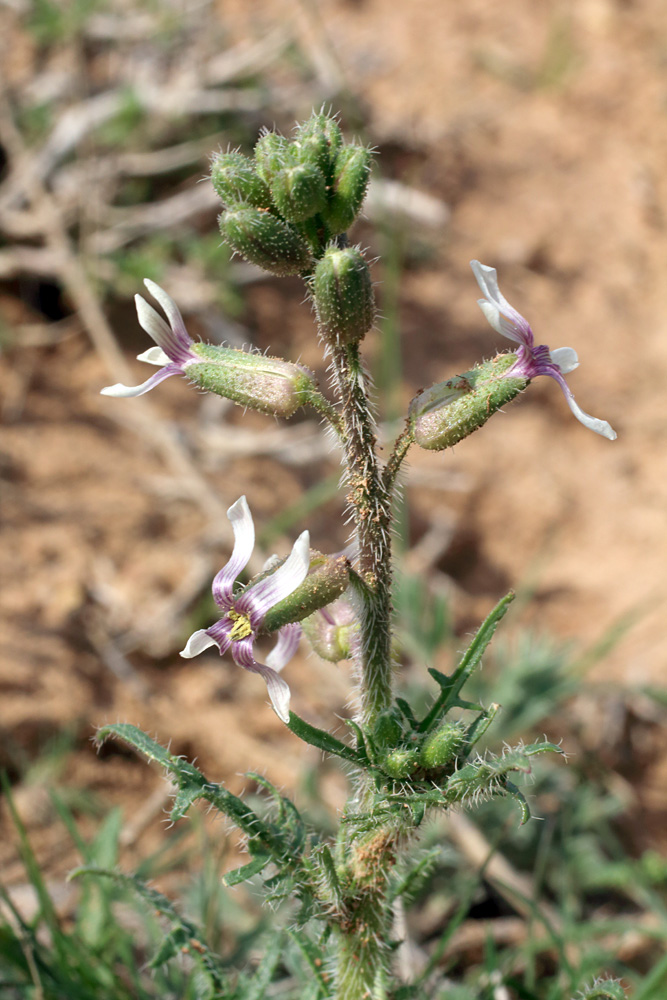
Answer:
[227,608,253,641]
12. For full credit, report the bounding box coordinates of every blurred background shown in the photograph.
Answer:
[1,0,667,995]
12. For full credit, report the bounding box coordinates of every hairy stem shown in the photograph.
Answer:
[329,342,393,728]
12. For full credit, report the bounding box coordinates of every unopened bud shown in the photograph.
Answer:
[271,162,327,223]
[313,245,375,345]
[324,144,372,235]
[382,748,420,779]
[219,206,313,276]
[254,131,290,186]
[295,113,343,181]
[262,553,350,634]
[211,152,271,208]
[302,594,357,662]
[419,722,466,769]
[372,710,403,749]
[188,343,316,417]
[410,354,528,450]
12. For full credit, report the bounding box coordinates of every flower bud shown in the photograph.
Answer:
[254,131,290,186]
[211,151,271,208]
[409,353,528,450]
[219,206,313,276]
[313,245,375,345]
[372,710,403,749]
[301,594,357,662]
[187,343,317,417]
[294,113,343,181]
[419,722,466,769]
[382,748,420,779]
[270,162,327,223]
[324,144,372,235]
[262,553,350,634]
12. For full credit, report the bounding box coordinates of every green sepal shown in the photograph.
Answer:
[418,721,466,769]
[211,150,271,208]
[219,205,313,276]
[324,143,373,234]
[410,354,528,450]
[382,748,420,779]
[312,244,375,346]
[188,343,317,418]
[262,553,350,633]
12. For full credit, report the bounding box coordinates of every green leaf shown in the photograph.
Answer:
[223,854,271,887]
[287,712,362,765]
[419,591,515,732]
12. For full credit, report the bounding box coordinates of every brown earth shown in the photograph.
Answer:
[1,0,666,886]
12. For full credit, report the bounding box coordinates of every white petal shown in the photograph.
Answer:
[211,496,255,607]
[550,346,579,374]
[137,346,170,365]
[135,295,173,348]
[180,629,218,658]
[100,365,178,397]
[564,393,617,440]
[265,623,302,673]
[239,530,310,620]
[477,299,505,337]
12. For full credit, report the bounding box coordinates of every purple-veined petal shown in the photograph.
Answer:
[144,280,194,359]
[100,363,182,397]
[237,530,310,623]
[265,623,302,673]
[471,260,534,347]
[548,370,617,440]
[211,496,255,608]
[180,628,218,658]
[549,346,579,374]
[137,346,171,366]
[233,636,291,722]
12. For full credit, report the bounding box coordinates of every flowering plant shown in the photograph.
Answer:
[92,113,621,1000]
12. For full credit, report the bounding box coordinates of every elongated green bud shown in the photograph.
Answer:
[313,245,375,345]
[254,131,290,185]
[324,144,372,235]
[271,162,327,222]
[219,206,313,276]
[372,710,403,749]
[419,722,466,769]
[382,748,420,779]
[262,553,350,633]
[295,113,342,181]
[211,152,271,208]
[410,353,528,450]
[187,343,316,417]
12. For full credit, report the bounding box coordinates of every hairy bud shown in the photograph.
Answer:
[372,710,403,749]
[271,162,328,223]
[294,113,343,181]
[254,131,290,185]
[262,553,350,634]
[419,722,466,769]
[188,343,317,417]
[410,353,528,450]
[324,144,372,235]
[219,206,313,276]
[382,748,420,779]
[211,152,271,208]
[313,245,375,345]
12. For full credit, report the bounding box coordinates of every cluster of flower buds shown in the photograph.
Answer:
[369,708,467,780]
[212,112,374,299]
